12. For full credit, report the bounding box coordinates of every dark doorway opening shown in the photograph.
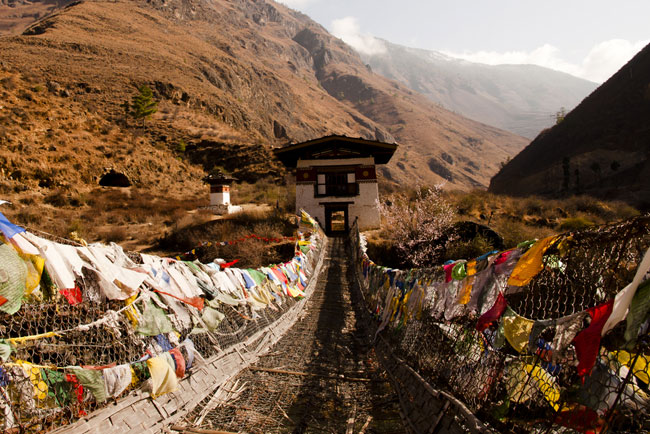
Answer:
[324,205,349,236]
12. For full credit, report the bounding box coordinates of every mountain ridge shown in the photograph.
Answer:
[0,0,528,194]
[489,42,650,209]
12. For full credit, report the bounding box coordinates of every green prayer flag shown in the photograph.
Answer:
[246,269,267,286]
[41,369,70,407]
[71,368,107,403]
[202,307,225,331]
[136,299,173,336]
[451,262,467,280]
[0,339,14,362]
[0,243,28,315]
[624,279,650,348]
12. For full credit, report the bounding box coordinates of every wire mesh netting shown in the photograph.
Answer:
[350,215,650,433]
[0,212,325,433]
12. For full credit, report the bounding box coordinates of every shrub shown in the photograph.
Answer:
[67,219,86,237]
[444,235,494,262]
[456,191,483,215]
[496,219,555,249]
[102,226,128,243]
[559,217,595,231]
[564,196,609,218]
[14,209,42,226]
[379,184,456,268]
[0,76,17,90]
[364,239,403,268]
[44,189,69,207]
[522,197,545,215]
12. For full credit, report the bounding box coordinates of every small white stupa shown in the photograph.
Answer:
[204,171,242,215]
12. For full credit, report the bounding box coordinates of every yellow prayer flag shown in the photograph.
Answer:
[124,294,139,327]
[8,331,58,347]
[508,236,559,287]
[15,360,49,401]
[614,350,650,385]
[502,308,534,354]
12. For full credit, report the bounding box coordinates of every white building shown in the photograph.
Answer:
[204,172,242,215]
[274,135,398,234]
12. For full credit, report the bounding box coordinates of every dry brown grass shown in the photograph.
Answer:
[447,189,640,248]
[155,209,297,268]
[232,179,295,213]
[369,187,642,265]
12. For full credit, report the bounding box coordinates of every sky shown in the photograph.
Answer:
[278,0,649,83]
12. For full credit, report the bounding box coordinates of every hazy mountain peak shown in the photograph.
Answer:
[361,40,598,138]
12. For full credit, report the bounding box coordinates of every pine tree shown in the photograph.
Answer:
[130,85,157,127]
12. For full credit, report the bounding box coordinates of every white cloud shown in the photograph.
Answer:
[580,39,649,83]
[442,39,649,83]
[331,16,387,56]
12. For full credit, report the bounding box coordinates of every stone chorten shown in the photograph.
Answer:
[203,171,242,215]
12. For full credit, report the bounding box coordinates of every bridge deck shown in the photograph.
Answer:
[184,237,407,433]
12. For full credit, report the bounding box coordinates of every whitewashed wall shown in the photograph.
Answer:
[296,157,380,231]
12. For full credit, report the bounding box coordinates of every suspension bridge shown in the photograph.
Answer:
[0,213,648,433]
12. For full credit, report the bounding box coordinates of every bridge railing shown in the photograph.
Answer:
[350,215,650,433]
[0,210,325,432]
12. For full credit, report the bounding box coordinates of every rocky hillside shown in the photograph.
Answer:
[362,40,598,139]
[0,0,74,35]
[489,42,650,210]
[0,0,528,196]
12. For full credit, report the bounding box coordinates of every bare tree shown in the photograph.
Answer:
[378,184,456,267]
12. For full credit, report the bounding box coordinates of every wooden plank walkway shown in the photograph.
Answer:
[183,237,407,433]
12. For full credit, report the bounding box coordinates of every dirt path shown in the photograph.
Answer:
[185,237,407,433]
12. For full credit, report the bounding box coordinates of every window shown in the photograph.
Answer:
[317,174,326,195]
[315,171,358,197]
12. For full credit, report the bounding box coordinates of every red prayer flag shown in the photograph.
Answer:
[60,286,83,305]
[65,373,87,416]
[494,250,514,265]
[221,259,239,268]
[168,348,186,378]
[444,263,455,283]
[572,300,614,377]
[0,295,7,306]
[154,289,205,311]
[476,292,508,332]
[554,405,603,433]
